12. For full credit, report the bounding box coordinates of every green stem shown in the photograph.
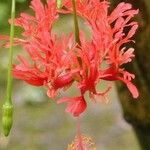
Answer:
[6,0,15,105]
[72,0,81,45]
[57,0,62,9]
[2,0,16,137]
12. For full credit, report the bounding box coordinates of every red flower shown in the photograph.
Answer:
[0,0,139,117]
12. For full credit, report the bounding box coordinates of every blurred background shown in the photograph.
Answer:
[0,0,149,149]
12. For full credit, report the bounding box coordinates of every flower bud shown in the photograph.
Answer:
[2,103,13,137]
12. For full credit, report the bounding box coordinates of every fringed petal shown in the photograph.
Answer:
[57,96,87,117]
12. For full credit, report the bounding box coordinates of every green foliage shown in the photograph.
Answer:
[0,2,9,27]
[0,0,30,30]
[16,0,27,2]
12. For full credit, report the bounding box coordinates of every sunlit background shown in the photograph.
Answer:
[0,0,140,150]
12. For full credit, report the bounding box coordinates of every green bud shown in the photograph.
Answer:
[2,104,13,137]
[57,0,62,9]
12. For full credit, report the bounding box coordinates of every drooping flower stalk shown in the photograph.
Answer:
[72,0,81,45]
[72,0,83,149]
[2,0,16,137]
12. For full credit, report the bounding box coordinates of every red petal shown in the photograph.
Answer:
[25,78,45,86]
[53,73,73,89]
[127,82,139,98]
[57,96,87,117]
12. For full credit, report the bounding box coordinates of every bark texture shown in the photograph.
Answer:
[112,0,150,149]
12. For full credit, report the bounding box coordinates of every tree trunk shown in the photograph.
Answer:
[112,0,150,149]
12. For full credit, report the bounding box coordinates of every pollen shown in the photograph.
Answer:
[67,135,97,150]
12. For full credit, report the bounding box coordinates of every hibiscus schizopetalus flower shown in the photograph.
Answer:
[1,0,139,117]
